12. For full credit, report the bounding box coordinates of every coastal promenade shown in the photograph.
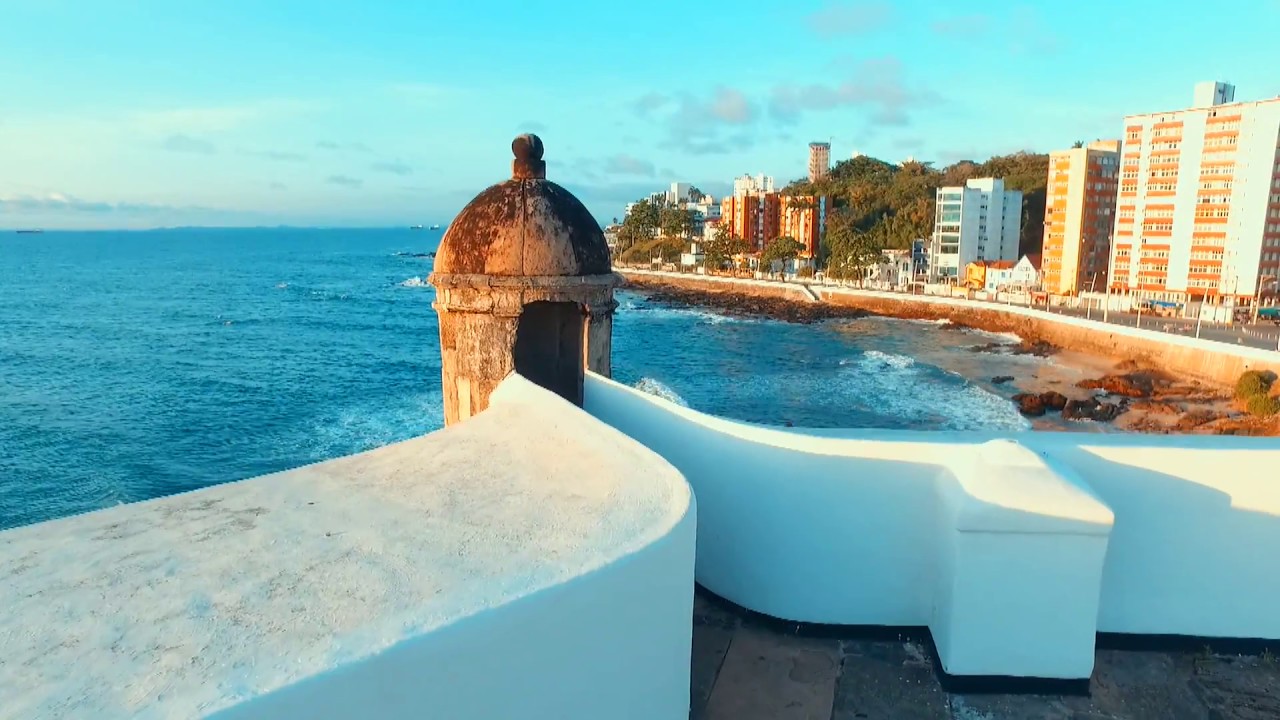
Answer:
[618,268,1280,387]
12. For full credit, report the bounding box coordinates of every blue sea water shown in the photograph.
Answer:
[1,228,1041,530]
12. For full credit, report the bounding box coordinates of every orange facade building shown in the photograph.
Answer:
[1042,141,1121,295]
[780,195,821,258]
[720,193,822,258]
[719,193,780,252]
[1110,85,1280,307]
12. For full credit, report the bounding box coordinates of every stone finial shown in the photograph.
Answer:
[512,134,546,180]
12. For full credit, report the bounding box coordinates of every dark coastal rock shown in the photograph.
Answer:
[1130,400,1182,416]
[970,340,1058,357]
[1039,391,1069,411]
[1063,398,1124,422]
[637,287,871,324]
[1078,370,1175,399]
[991,375,1015,385]
[1173,409,1222,432]
[1012,393,1046,417]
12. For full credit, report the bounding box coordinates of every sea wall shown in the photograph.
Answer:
[620,269,1279,386]
[585,372,1280,680]
[0,376,696,720]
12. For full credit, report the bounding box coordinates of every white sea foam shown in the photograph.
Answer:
[301,390,444,459]
[400,276,429,288]
[963,328,1022,344]
[861,350,917,370]
[634,377,689,407]
[639,306,746,325]
[825,351,1030,432]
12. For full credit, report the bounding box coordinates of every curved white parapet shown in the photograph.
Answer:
[0,375,696,720]
[585,372,1280,680]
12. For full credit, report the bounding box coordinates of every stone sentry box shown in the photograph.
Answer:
[430,134,621,426]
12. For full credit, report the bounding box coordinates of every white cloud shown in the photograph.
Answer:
[807,2,892,37]
[370,161,413,176]
[162,134,217,154]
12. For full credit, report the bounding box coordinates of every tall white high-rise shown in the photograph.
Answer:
[732,174,775,196]
[1109,84,1280,308]
[930,178,1023,280]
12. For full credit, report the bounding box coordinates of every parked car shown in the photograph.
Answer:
[1258,307,1280,325]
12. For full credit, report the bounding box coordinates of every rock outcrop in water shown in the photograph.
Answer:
[638,287,871,324]
[969,339,1058,357]
[1012,393,1046,417]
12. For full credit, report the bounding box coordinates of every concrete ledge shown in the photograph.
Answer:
[943,439,1113,536]
[586,372,1280,682]
[0,375,696,720]
[934,440,1112,679]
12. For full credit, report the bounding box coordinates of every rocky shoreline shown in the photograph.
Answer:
[622,276,1279,436]
[633,285,871,324]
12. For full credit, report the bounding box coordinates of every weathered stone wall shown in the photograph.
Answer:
[619,271,1279,387]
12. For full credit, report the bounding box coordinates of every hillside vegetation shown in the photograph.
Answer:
[786,152,1050,257]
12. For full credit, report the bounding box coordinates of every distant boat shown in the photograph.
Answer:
[430,224,441,230]
[15,229,43,234]
[409,224,424,230]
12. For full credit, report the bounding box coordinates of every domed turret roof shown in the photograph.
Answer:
[433,134,611,277]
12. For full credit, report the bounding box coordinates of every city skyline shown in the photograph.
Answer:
[2,0,1279,229]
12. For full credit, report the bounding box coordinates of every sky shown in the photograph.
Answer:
[1,0,1279,230]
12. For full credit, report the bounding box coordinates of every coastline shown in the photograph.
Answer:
[623,274,1278,436]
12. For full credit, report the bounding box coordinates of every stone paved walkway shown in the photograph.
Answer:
[690,589,1280,720]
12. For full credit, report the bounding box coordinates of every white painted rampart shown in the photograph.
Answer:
[0,376,696,720]
[585,372,1280,680]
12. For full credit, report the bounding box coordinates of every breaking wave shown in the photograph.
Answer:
[634,377,689,407]
[400,276,429,288]
[297,390,445,460]
[861,350,916,370]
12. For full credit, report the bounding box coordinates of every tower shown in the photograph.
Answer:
[429,134,621,426]
[808,142,831,183]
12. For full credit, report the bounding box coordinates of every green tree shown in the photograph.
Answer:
[659,206,697,241]
[761,236,804,273]
[702,231,747,274]
[821,209,884,283]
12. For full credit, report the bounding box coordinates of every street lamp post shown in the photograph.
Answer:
[1087,272,1098,320]
[1103,233,1116,324]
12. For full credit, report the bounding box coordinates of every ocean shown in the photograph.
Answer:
[1,227,1053,531]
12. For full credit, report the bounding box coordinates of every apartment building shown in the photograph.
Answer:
[1110,83,1280,307]
[930,178,1023,280]
[1042,140,1121,294]
[719,192,781,252]
[780,195,821,257]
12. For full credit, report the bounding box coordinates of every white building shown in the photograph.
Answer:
[930,178,1024,280]
[1109,84,1280,308]
[733,174,775,197]
[1193,81,1235,108]
[666,182,692,205]
[984,255,1042,293]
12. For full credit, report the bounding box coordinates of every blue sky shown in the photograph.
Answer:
[2,0,1278,229]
